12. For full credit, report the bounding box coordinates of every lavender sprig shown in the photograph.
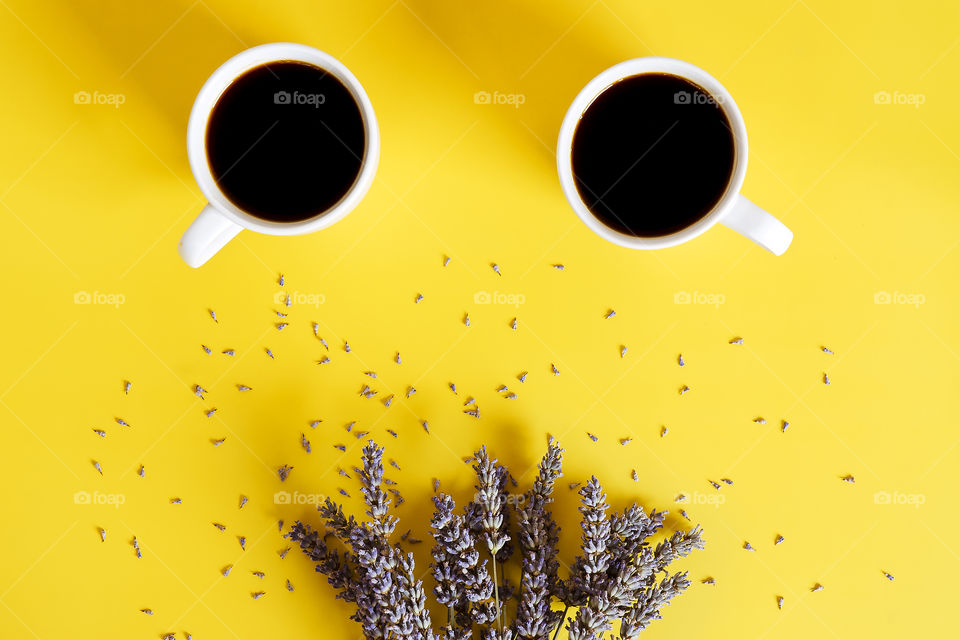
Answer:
[618,572,693,639]
[563,476,612,605]
[361,440,396,538]
[515,443,564,639]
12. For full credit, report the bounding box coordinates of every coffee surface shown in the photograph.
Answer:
[571,73,735,237]
[206,61,366,222]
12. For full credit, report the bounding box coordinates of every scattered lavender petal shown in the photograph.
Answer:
[239,495,248,509]
[123,381,131,394]
[775,535,785,545]
[729,337,743,344]
[211,438,225,446]
[237,384,252,391]
[239,536,246,550]
[276,323,288,331]
[744,541,754,551]
[251,592,265,600]
[93,460,103,475]
[277,465,293,482]
[213,523,226,532]
[222,349,235,357]
[841,475,855,483]
[587,432,598,442]
[882,570,894,581]
[823,372,831,385]
[98,527,106,542]
[604,309,616,319]
[93,429,106,438]
[222,565,232,577]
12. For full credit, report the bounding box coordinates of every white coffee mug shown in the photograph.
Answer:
[179,43,380,268]
[557,57,792,256]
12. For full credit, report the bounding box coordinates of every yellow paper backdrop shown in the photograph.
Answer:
[0,0,957,638]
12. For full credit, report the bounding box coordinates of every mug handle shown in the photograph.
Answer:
[178,203,243,268]
[720,195,793,256]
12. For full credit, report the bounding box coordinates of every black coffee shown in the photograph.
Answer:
[206,61,366,222]
[571,73,734,237]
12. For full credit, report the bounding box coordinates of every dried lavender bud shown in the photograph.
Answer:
[252,571,265,579]
[841,475,855,484]
[211,438,225,446]
[661,426,668,437]
[222,349,235,356]
[729,337,743,344]
[415,293,424,303]
[140,608,153,615]
[604,309,616,319]
[237,384,252,391]
[811,583,823,592]
[882,570,894,581]
[170,497,182,504]
[781,420,789,432]
[701,577,715,585]
[265,348,274,358]
[743,541,754,551]
[777,595,784,609]
[205,408,216,417]
[619,438,632,446]
[278,274,284,286]
[721,478,733,485]
[491,263,501,275]
[679,510,690,521]
[775,535,784,545]
[276,322,288,331]
[279,547,290,559]
[587,433,598,442]
[344,340,351,353]
[518,372,528,383]
[753,417,766,424]
[123,380,131,394]
[387,429,398,438]
[301,433,311,453]
[620,345,627,358]
[213,523,226,532]
[511,318,518,330]
[679,385,690,395]
[137,465,145,478]
[201,344,212,355]
[98,527,106,542]
[239,495,248,509]
[822,346,834,354]
[678,354,685,366]
[443,255,451,266]
[239,536,246,550]
[251,592,265,600]
[464,409,481,419]
[93,460,103,475]
[92,429,106,438]
[551,364,559,376]
[406,386,417,398]
[208,309,217,323]
[221,564,233,577]
[464,313,471,327]
[317,357,331,365]
[631,470,639,482]
[286,579,294,592]
[708,480,721,490]
[552,263,564,270]
[823,372,831,385]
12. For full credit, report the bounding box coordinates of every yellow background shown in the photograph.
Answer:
[0,0,957,638]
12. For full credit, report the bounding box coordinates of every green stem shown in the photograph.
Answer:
[492,553,502,632]
[551,605,569,640]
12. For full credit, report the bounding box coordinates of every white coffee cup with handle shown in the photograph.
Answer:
[179,43,379,268]
[557,57,792,256]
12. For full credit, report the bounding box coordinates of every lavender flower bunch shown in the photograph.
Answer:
[288,440,704,640]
